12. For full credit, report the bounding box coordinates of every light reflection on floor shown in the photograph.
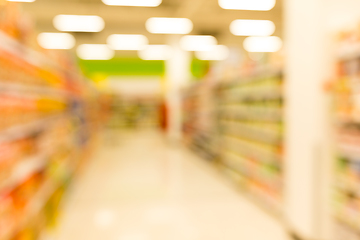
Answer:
[52,130,290,240]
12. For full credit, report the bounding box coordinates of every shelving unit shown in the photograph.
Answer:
[0,3,102,239]
[217,72,283,214]
[332,34,360,239]
[107,96,161,129]
[182,81,219,161]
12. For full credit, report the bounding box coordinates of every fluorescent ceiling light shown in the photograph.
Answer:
[37,33,75,50]
[102,0,162,7]
[219,0,276,11]
[53,15,105,32]
[7,0,35,2]
[243,36,282,52]
[77,44,114,60]
[107,34,148,50]
[138,45,172,60]
[230,20,275,36]
[146,18,193,34]
[180,35,217,51]
[195,45,230,61]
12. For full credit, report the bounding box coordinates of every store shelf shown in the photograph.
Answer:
[334,215,360,239]
[0,153,47,194]
[218,72,284,214]
[336,43,360,61]
[182,81,219,161]
[220,163,282,217]
[0,4,102,239]
[332,30,360,239]
[221,105,282,123]
[337,143,360,161]
[224,135,282,165]
[222,87,282,103]
[0,82,71,97]
[222,121,282,145]
[0,114,64,144]
[1,179,58,240]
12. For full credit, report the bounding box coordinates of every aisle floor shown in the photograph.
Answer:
[54,130,291,240]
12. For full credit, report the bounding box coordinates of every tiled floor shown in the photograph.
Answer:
[53,130,290,240]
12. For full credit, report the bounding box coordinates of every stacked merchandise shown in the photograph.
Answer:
[107,96,160,129]
[134,100,161,128]
[0,3,102,240]
[105,94,123,129]
[331,26,360,239]
[182,81,219,161]
[217,71,283,214]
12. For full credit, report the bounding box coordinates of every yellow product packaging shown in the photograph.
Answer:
[36,97,67,114]
[38,69,64,87]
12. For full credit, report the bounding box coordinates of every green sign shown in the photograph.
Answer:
[79,57,209,80]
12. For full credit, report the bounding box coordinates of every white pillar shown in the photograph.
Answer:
[165,35,191,141]
[284,0,334,239]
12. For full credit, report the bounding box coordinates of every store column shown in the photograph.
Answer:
[165,35,191,141]
[284,0,334,239]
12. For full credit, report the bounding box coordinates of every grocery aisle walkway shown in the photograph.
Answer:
[54,130,290,240]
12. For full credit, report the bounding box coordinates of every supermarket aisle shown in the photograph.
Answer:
[53,130,290,240]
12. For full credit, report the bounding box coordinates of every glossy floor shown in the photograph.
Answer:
[53,130,290,240]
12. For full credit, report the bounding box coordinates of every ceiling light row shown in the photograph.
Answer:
[102,0,277,11]
[37,32,282,59]
[76,43,230,61]
[51,15,194,35]
[36,10,281,59]
[10,0,276,11]
[51,15,279,39]
[38,33,281,58]
[37,33,220,51]
[102,0,275,10]
[37,33,230,61]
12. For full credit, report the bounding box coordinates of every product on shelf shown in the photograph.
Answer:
[106,95,161,129]
[331,26,360,238]
[217,72,284,214]
[181,62,284,214]
[0,2,104,240]
[182,81,219,161]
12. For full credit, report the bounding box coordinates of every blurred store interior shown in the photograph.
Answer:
[2,0,360,239]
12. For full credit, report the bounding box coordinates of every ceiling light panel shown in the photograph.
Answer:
[230,20,275,36]
[138,45,172,60]
[243,36,282,52]
[77,44,114,60]
[219,0,276,11]
[37,33,75,49]
[107,34,148,50]
[102,0,162,7]
[146,18,193,34]
[53,15,105,32]
[180,35,217,51]
[195,45,230,61]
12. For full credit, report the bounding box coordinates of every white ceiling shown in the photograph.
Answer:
[22,0,283,55]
